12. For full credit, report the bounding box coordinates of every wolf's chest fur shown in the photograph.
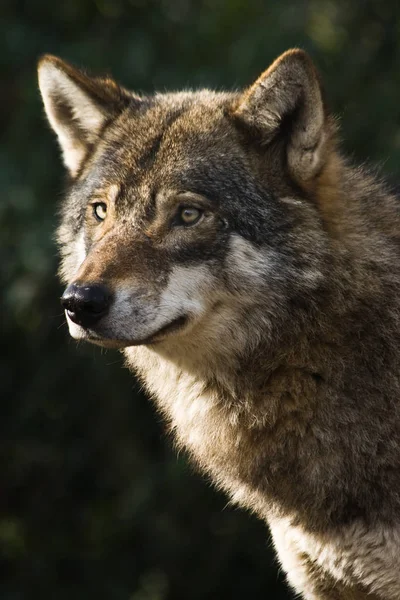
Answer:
[127,344,338,518]
[128,346,400,599]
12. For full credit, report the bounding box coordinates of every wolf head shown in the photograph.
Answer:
[38,50,337,358]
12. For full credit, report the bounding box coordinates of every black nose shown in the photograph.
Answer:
[61,282,112,328]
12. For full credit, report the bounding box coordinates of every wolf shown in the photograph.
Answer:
[38,49,400,599]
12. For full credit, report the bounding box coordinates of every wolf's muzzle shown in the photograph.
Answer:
[61,282,112,329]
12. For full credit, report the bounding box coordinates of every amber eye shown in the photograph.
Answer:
[93,202,107,222]
[178,207,203,226]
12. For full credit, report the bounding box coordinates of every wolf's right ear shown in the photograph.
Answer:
[231,49,333,186]
[38,56,134,177]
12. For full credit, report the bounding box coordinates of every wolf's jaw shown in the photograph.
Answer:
[65,311,189,348]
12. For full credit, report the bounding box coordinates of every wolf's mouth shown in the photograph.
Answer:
[149,314,188,340]
[83,314,189,348]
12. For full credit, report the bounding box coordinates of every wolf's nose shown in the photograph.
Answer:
[61,282,112,328]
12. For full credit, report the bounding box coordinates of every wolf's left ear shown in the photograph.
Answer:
[38,55,134,177]
[232,49,332,185]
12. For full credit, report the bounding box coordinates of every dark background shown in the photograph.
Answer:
[2,1,400,598]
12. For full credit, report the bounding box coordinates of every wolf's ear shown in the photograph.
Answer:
[38,55,133,177]
[232,49,331,185]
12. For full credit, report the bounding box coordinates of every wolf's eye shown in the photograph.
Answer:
[93,202,107,222]
[177,207,203,226]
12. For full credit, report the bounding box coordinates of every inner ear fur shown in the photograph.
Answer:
[232,49,337,186]
[38,55,135,177]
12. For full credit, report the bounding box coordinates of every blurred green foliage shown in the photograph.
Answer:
[2,0,400,598]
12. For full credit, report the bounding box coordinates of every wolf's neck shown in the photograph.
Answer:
[125,342,337,524]
[126,326,400,532]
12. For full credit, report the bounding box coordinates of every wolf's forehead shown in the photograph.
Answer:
[85,94,246,205]
[105,91,237,168]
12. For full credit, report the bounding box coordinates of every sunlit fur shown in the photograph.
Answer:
[39,49,400,599]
